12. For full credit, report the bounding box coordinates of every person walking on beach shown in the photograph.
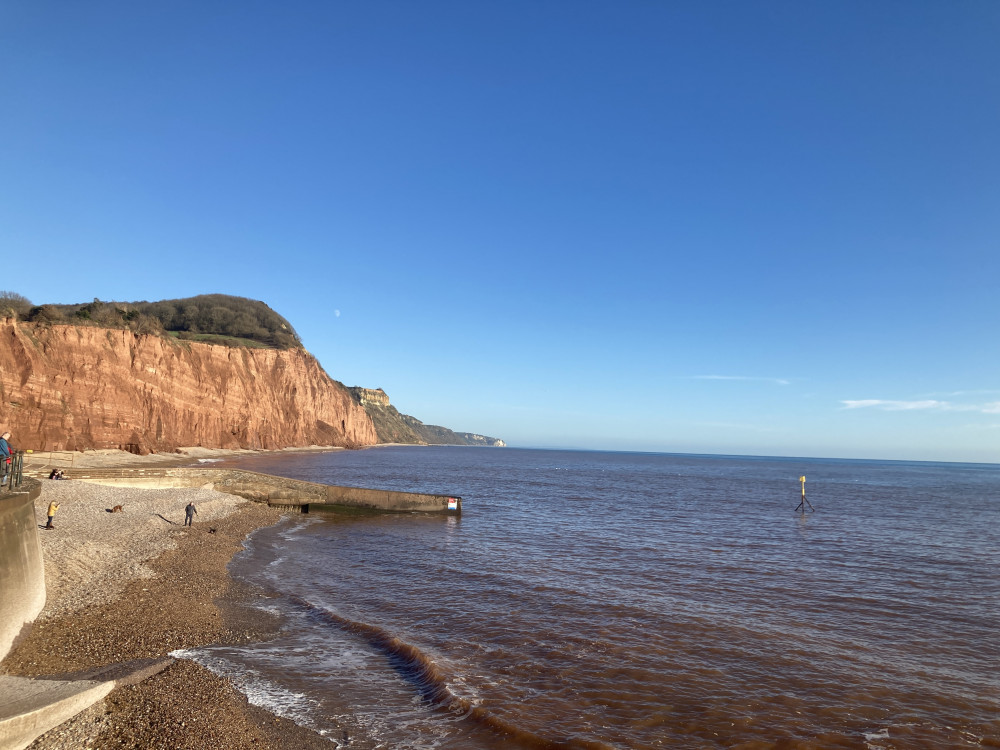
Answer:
[45,500,60,529]
[184,502,198,526]
[0,431,12,486]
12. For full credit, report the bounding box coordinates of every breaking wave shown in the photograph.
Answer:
[287,595,613,750]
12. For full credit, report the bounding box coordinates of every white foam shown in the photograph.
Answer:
[864,727,890,748]
[174,649,321,734]
[253,603,283,615]
[238,670,314,716]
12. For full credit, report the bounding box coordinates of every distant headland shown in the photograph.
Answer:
[349,387,505,447]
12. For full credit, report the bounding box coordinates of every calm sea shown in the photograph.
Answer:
[181,447,1000,749]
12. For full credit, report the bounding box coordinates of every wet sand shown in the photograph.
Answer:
[2,449,358,749]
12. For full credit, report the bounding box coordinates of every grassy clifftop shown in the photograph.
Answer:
[2,292,301,350]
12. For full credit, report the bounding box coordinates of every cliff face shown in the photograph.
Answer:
[348,387,505,447]
[352,387,391,408]
[0,320,377,453]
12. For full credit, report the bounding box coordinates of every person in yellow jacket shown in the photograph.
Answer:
[45,500,60,529]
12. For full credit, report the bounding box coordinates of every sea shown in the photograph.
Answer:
[178,447,1000,749]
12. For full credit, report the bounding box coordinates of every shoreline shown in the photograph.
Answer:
[20,444,348,473]
[20,441,489,476]
[0,476,348,748]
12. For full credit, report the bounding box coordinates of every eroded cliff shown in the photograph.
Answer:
[0,320,377,453]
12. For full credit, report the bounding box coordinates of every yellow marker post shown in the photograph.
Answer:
[796,475,814,513]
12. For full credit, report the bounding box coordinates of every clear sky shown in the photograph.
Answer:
[2,2,998,463]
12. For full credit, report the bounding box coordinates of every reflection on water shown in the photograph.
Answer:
[187,448,1000,749]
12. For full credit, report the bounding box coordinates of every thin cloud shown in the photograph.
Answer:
[842,399,947,411]
[926,389,1000,398]
[693,375,791,386]
[842,399,1000,414]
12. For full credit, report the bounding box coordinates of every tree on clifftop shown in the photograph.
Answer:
[139,294,302,348]
[0,291,32,319]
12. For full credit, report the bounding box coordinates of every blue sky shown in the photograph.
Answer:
[1,2,998,462]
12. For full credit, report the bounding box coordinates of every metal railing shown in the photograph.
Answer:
[1,451,24,492]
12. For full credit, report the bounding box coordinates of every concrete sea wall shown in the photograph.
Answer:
[25,467,462,514]
[0,480,44,662]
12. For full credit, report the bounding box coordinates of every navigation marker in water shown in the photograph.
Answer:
[796,475,815,513]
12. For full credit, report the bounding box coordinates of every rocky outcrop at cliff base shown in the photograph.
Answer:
[0,320,377,453]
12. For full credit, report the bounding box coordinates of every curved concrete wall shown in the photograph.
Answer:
[0,480,44,662]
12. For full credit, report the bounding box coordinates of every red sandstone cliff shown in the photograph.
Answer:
[0,320,377,453]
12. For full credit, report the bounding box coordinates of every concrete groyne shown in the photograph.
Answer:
[0,479,44,663]
[24,467,462,515]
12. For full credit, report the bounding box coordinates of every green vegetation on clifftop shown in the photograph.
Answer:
[1,292,301,349]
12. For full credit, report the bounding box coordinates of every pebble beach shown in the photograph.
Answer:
[2,449,351,749]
